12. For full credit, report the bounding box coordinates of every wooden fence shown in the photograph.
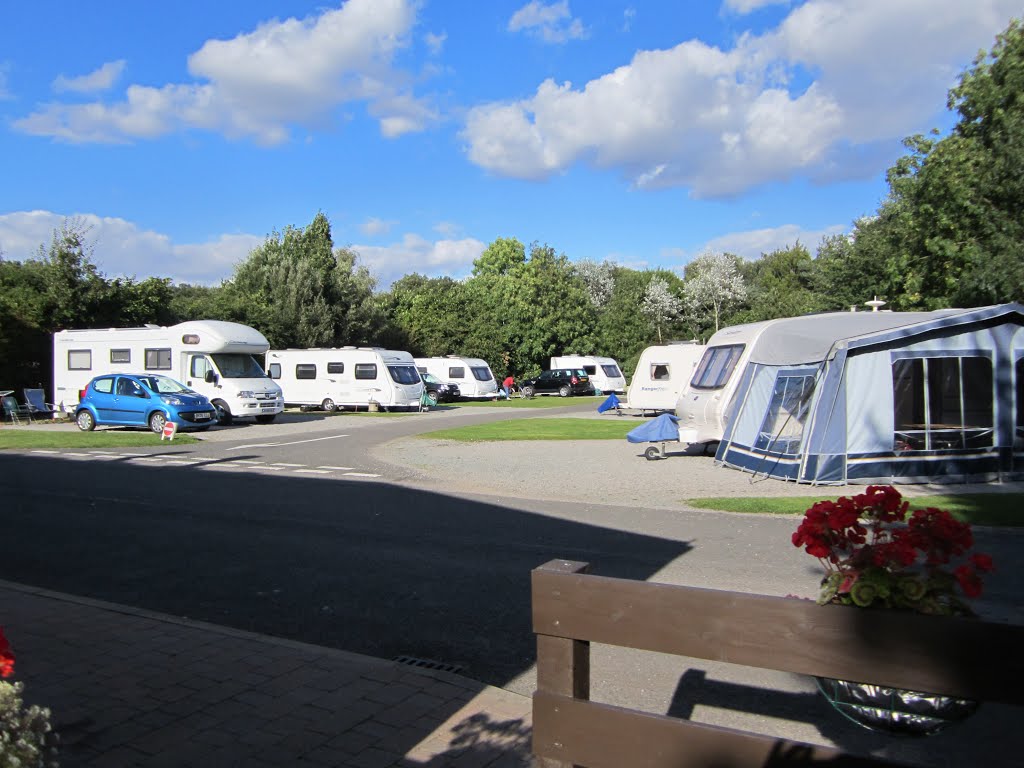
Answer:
[531,559,1024,768]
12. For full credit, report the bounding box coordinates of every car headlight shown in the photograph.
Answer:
[236,390,255,399]
[160,395,184,406]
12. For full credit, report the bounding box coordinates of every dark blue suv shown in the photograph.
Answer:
[75,374,217,434]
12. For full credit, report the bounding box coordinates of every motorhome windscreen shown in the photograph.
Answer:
[211,354,268,379]
[892,355,993,450]
[601,364,622,377]
[471,366,493,382]
[690,345,745,389]
[388,365,420,385]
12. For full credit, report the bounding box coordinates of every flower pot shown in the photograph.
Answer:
[815,677,979,736]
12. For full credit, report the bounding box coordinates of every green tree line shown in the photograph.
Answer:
[2,19,1022,395]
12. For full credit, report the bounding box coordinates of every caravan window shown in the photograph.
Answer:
[471,366,493,382]
[601,364,622,378]
[110,349,131,364]
[448,366,466,379]
[892,355,993,450]
[68,350,92,370]
[755,373,816,455]
[651,364,670,381]
[327,362,344,374]
[388,365,420,385]
[355,363,377,380]
[145,348,171,370]
[582,365,597,375]
[295,364,316,380]
[690,345,744,390]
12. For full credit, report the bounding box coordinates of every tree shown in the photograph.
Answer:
[640,277,681,343]
[683,252,746,334]
[735,243,823,322]
[38,218,110,330]
[573,259,616,308]
[471,237,526,276]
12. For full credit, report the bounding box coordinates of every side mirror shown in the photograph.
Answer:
[204,370,217,384]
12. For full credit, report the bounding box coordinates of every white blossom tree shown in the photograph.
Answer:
[573,259,616,308]
[640,276,682,342]
[683,252,746,332]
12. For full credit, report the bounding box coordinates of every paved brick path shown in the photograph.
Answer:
[1,581,534,767]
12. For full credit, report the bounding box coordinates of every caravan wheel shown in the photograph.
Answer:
[322,398,337,412]
[644,446,661,460]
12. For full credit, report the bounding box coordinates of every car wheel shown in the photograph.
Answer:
[426,391,439,407]
[322,398,337,412]
[212,400,233,426]
[558,385,571,398]
[255,414,276,424]
[522,386,535,399]
[76,410,95,432]
[644,446,661,460]
[149,411,168,434]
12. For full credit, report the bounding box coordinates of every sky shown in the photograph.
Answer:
[0,0,1019,290]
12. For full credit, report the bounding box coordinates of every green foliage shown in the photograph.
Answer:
[732,243,824,323]
[419,417,633,442]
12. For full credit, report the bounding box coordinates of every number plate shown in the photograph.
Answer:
[194,412,211,420]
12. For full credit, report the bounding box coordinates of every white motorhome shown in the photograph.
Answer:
[550,355,626,394]
[623,342,705,413]
[53,320,284,425]
[265,348,423,411]
[414,356,498,399]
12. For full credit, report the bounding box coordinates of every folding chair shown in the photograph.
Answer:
[1,394,31,425]
[23,388,58,421]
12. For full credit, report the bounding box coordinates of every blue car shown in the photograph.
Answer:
[75,373,217,434]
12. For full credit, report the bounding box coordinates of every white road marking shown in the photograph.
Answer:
[30,450,59,454]
[65,452,92,457]
[317,466,353,471]
[272,462,304,467]
[343,472,379,478]
[295,469,330,475]
[224,434,348,451]
[232,459,265,465]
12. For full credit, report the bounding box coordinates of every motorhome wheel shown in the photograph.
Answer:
[212,400,233,426]
[76,410,95,432]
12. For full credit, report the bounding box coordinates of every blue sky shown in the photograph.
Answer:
[0,0,1019,289]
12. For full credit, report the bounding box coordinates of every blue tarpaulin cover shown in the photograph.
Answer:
[597,393,621,413]
[626,413,680,443]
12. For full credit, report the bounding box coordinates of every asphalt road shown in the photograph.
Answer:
[3,402,1022,766]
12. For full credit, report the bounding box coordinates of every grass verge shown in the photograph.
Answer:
[0,430,200,449]
[452,396,598,409]
[686,494,1024,527]
[420,417,634,441]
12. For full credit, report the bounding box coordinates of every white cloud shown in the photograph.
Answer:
[508,1,587,44]
[723,0,791,14]
[0,210,260,285]
[360,217,396,237]
[697,222,847,260]
[53,60,126,94]
[424,31,447,55]
[13,0,436,144]
[464,0,1020,197]
[353,233,485,288]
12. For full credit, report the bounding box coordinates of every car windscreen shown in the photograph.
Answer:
[471,366,493,382]
[211,354,269,379]
[388,364,421,385]
[601,364,622,378]
[139,375,193,394]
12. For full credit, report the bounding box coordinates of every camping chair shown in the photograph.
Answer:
[1,393,31,425]
[23,388,58,421]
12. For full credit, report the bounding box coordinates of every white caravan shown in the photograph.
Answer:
[266,348,423,411]
[550,355,626,394]
[53,320,284,425]
[623,342,705,413]
[414,356,499,399]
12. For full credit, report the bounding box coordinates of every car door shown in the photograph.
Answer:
[89,376,117,421]
[537,371,558,393]
[113,376,149,425]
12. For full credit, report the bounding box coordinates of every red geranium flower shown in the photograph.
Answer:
[0,626,15,678]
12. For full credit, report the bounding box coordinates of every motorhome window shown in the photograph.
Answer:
[145,348,172,370]
[93,377,114,394]
[471,366,492,382]
[355,363,377,380]
[210,354,267,379]
[388,365,420,385]
[295,364,317,380]
[892,355,993,451]
[601,364,622,378]
[68,350,92,370]
[417,366,427,374]
[327,362,344,374]
[191,356,209,378]
[690,345,744,390]
[448,366,466,379]
[651,364,670,381]
[110,349,131,364]
[755,374,816,455]
[267,363,281,379]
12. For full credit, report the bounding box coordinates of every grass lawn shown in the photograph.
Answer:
[419,417,634,441]
[452,396,599,409]
[687,494,1024,527]
[0,429,200,449]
